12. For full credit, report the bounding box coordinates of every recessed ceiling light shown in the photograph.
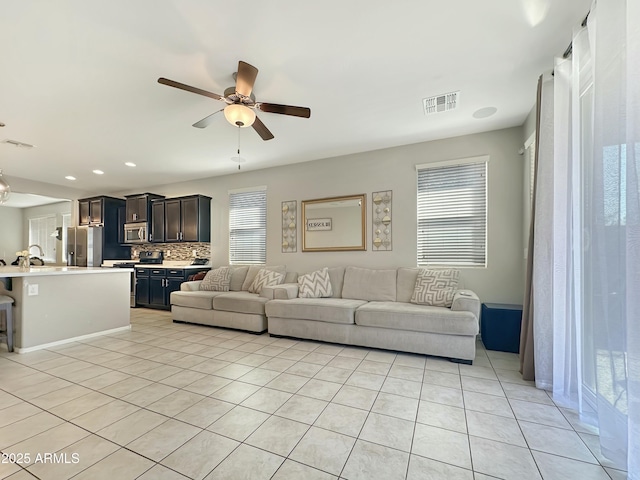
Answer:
[124,162,136,167]
[65,176,76,181]
[472,107,498,119]
[92,169,104,175]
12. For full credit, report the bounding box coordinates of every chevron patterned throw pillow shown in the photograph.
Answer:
[200,266,232,291]
[248,268,285,294]
[298,267,333,298]
[410,269,460,307]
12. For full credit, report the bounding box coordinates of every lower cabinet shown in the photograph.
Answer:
[136,267,209,310]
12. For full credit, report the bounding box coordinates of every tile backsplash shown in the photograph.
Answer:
[133,243,210,261]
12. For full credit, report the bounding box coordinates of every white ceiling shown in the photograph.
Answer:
[0,0,590,195]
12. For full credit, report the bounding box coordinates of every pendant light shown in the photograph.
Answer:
[230,126,246,170]
[0,170,10,204]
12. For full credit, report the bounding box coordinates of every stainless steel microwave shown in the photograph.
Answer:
[123,222,148,244]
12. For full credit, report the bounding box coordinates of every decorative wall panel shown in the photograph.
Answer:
[282,200,297,253]
[372,190,392,251]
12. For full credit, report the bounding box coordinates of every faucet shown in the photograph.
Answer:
[28,244,45,257]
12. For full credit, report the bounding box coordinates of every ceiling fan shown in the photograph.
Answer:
[158,61,311,141]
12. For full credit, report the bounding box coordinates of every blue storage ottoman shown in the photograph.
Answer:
[480,303,523,353]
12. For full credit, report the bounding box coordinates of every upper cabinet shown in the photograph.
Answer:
[157,195,211,243]
[78,196,125,227]
[77,195,130,258]
[150,199,165,243]
[124,193,164,223]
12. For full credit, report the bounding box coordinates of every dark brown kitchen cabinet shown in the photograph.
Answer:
[150,200,165,243]
[77,195,130,259]
[78,196,124,226]
[136,266,209,309]
[163,195,211,243]
[78,198,104,225]
[124,193,164,223]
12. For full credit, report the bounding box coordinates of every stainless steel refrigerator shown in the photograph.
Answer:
[67,226,104,266]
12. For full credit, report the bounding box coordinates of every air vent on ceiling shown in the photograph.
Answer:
[423,91,460,115]
[2,139,35,148]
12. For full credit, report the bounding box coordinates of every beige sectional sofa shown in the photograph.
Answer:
[265,266,481,363]
[171,264,480,363]
[170,265,297,333]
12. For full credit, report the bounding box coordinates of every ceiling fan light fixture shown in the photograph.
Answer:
[224,104,256,128]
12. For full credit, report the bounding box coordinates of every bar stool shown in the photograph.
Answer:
[0,295,14,352]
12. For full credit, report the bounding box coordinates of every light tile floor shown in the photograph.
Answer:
[0,308,628,480]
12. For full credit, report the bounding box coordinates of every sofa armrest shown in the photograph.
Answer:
[272,283,300,300]
[451,290,480,320]
[180,281,202,291]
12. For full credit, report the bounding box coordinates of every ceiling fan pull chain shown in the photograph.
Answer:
[237,127,242,170]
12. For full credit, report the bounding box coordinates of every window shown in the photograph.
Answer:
[28,215,57,262]
[417,157,487,267]
[229,187,266,264]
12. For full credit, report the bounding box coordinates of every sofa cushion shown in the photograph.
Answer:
[396,268,420,303]
[356,301,478,336]
[411,269,460,307]
[328,267,345,298]
[171,290,227,310]
[241,265,286,291]
[229,266,250,291]
[265,298,367,325]
[341,266,397,302]
[298,267,333,298]
[248,268,285,294]
[200,266,231,291]
[213,291,269,315]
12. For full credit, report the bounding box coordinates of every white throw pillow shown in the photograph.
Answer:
[298,267,333,298]
[200,266,232,292]
[248,268,285,294]
[410,269,460,307]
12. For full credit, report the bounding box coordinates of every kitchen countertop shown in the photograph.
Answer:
[101,260,211,269]
[134,264,210,270]
[0,266,134,278]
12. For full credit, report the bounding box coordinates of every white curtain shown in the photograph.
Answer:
[540,0,640,475]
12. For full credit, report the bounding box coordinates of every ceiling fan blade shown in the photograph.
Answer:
[258,103,311,118]
[252,116,275,141]
[192,108,225,128]
[235,61,259,97]
[158,77,223,101]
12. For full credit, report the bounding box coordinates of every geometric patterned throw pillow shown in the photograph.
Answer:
[248,268,285,294]
[200,266,232,291]
[298,267,333,298]
[410,269,460,307]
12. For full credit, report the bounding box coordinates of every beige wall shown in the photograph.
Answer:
[0,206,24,262]
[117,126,525,304]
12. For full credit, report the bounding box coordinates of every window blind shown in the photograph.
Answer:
[229,189,266,264]
[28,215,57,262]
[417,160,487,267]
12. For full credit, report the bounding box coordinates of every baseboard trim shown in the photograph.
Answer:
[14,325,132,354]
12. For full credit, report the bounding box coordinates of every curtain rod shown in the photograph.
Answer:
[562,12,590,58]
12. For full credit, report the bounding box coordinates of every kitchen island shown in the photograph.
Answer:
[0,266,132,352]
